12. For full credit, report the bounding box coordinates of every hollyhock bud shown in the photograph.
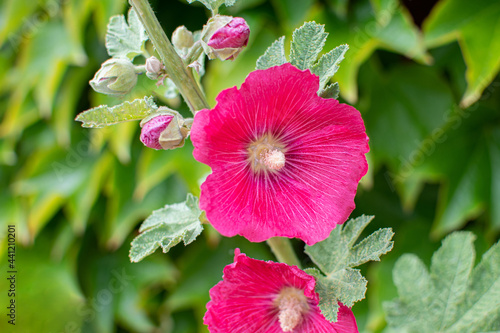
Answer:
[145,56,165,80]
[172,25,195,50]
[201,15,250,61]
[140,109,190,150]
[90,58,137,95]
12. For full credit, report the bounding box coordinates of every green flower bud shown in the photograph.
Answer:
[90,58,138,96]
[145,56,165,80]
[172,26,195,51]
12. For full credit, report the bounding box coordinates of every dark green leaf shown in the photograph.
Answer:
[423,0,500,107]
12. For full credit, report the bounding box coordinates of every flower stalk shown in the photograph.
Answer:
[267,237,302,268]
[128,0,209,113]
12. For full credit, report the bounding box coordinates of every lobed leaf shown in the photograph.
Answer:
[129,194,203,263]
[312,44,348,89]
[75,96,158,128]
[304,215,393,320]
[384,232,500,333]
[290,21,328,70]
[449,240,500,333]
[106,8,148,59]
[256,36,287,70]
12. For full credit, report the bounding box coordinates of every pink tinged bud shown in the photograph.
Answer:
[145,56,164,80]
[207,17,249,49]
[140,115,174,150]
[140,109,191,150]
[202,16,250,61]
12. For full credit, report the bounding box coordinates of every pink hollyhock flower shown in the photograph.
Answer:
[204,249,359,333]
[190,63,369,245]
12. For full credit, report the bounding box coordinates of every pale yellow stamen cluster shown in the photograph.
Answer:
[247,133,287,173]
[274,287,309,332]
[261,149,285,171]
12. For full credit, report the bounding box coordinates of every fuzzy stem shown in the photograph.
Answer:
[185,41,204,65]
[129,0,209,113]
[267,237,302,268]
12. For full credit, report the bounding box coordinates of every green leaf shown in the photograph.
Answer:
[319,82,340,99]
[384,97,500,236]
[256,36,287,70]
[313,0,429,103]
[185,0,236,13]
[385,232,500,333]
[75,96,157,128]
[129,194,203,263]
[361,63,455,212]
[270,0,314,28]
[348,227,395,267]
[312,44,348,89]
[106,8,148,59]
[290,21,328,70]
[305,215,394,320]
[0,234,86,333]
[423,0,500,107]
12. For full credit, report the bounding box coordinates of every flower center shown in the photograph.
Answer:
[274,287,309,332]
[247,134,286,173]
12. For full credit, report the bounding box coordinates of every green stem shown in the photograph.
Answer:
[266,237,302,268]
[134,64,146,74]
[129,0,209,114]
[185,41,204,65]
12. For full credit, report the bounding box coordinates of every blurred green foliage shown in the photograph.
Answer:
[0,0,499,332]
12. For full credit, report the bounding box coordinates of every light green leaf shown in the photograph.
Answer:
[312,44,348,89]
[307,267,366,321]
[106,8,148,59]
[185,0,236,13]
[450,240,500,333]
[305,215,393,320]
[431,233,475,330]
[75,96,157,128]
[384,232,500,333]
[423,0,500,107]
[290,21,328,70]
[256,36,287,70]
[129,194,203,263]
[319,82,340,99]
[347,228,395,267]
